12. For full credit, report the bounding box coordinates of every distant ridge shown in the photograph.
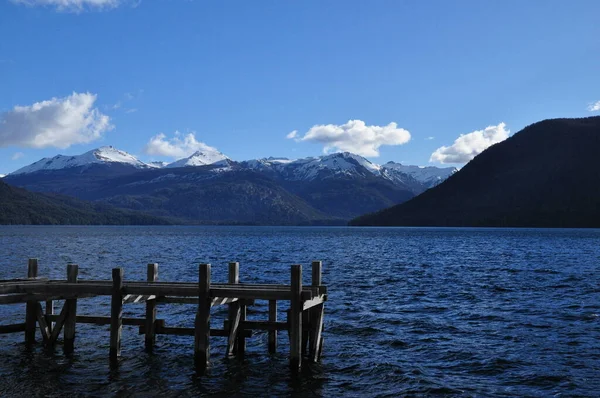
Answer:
[0,179,171,225]
[351,117,600,228]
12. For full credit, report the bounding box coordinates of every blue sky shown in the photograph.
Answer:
[0,0,599,175]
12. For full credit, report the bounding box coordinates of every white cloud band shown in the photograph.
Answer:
[588,101,600,112]
[290,119,411,157]
[430,122,510,164]
[11,0,132,12]
[0,92,112,149]
[144,132,219,159]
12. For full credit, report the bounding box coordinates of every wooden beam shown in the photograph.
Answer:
[48,302,68,346]
[237,302,247,358]
[194,264,211,373]
[46,314,147,326]
[227,303,241,356]
[45,299,53,335]
[35,302,51,343]
[145,263,158,351]
[309,303,324,363]
[25,259,38,348]
[268,300,277,353]
[227,262,239,356]
[0,323,26,334]
[289,264,302,371]
[0,293,28,305]
[138,324,251,338]
[64,264,79,354]
[303,296,326,311]
[110,268,124,363]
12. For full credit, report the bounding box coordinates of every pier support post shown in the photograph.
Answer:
[25,259,38,348]
[195,263,211,374]
[145,263,158,351]
[227,262,240,356]
[289,264,302,372]
[46,299,54,335]
[268,300,277,354]
[64,264,78,354]
[110,268,124,363]
[309,260,324,362]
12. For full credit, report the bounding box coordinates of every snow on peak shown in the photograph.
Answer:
[0,174,5,178]
[382,161,457,186]
[148,161,169,168]
[166,149,230,168]
[10,146,149,175]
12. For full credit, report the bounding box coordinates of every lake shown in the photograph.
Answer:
[0,226,599,397]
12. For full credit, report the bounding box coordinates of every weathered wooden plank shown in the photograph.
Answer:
[138,324,251,338]
[48,303,68,345]
[25,259,39,348]
[123,294,156,304]
[227,262,240,355]
[35,302,51,343]
[45,299,53,335]
[0,293,28,304]
[289,264,302,371]
[303,295,326,311]
[46,314,147,326]
[145,263,158,351]
[309,303,325,363]
[268,300,277,353]
[0,323,26,334]
[64,264,78,354]
[110,268,124,362]
[227,303,241,356]
[194,264,211,373]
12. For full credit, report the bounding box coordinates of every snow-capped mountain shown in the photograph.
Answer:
[10,146,151,175]
[381,162,457,188]
[165,149,230,168]
[0,174,5,179]
[241,152,455,188]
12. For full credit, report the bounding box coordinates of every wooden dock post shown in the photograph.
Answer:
[194,264,211,373]
[309,260,324,362]
[268,300,277,354]
[226,262,240,356]
[289,264,302,371]
[110,268,124,363]
[25,259,38,348]
[64,263,78,354]
[145,263,158,351]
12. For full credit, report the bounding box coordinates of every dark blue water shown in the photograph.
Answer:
[0,226,599,397]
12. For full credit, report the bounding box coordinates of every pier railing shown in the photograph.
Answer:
[0,259,327,373]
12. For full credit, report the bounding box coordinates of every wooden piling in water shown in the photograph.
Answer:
[194,264,211,373]
[25,259,38,348]
[64,264,78,354]
[268,299,277,353]
[289,264,302,371]
[145,263,158,351]
[110,268,123,363]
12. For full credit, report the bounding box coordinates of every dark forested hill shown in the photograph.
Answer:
[351,117,600,227]
[0,180,171,225]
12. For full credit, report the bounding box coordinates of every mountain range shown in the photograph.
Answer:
[3,147,456,225]
[351,116,600,227]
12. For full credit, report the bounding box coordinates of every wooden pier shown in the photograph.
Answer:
[0,259,327,373]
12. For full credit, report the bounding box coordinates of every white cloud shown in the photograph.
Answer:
[286,130,297,139]
[291,119,411,157]
[144,132,219,159]
[10,0,137,12]
[11,152,24,160]
[426,136,434,140]
[124,108,138,114]
[430,122,510,164]
[588,101,600,112]
[0,92,112,149]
